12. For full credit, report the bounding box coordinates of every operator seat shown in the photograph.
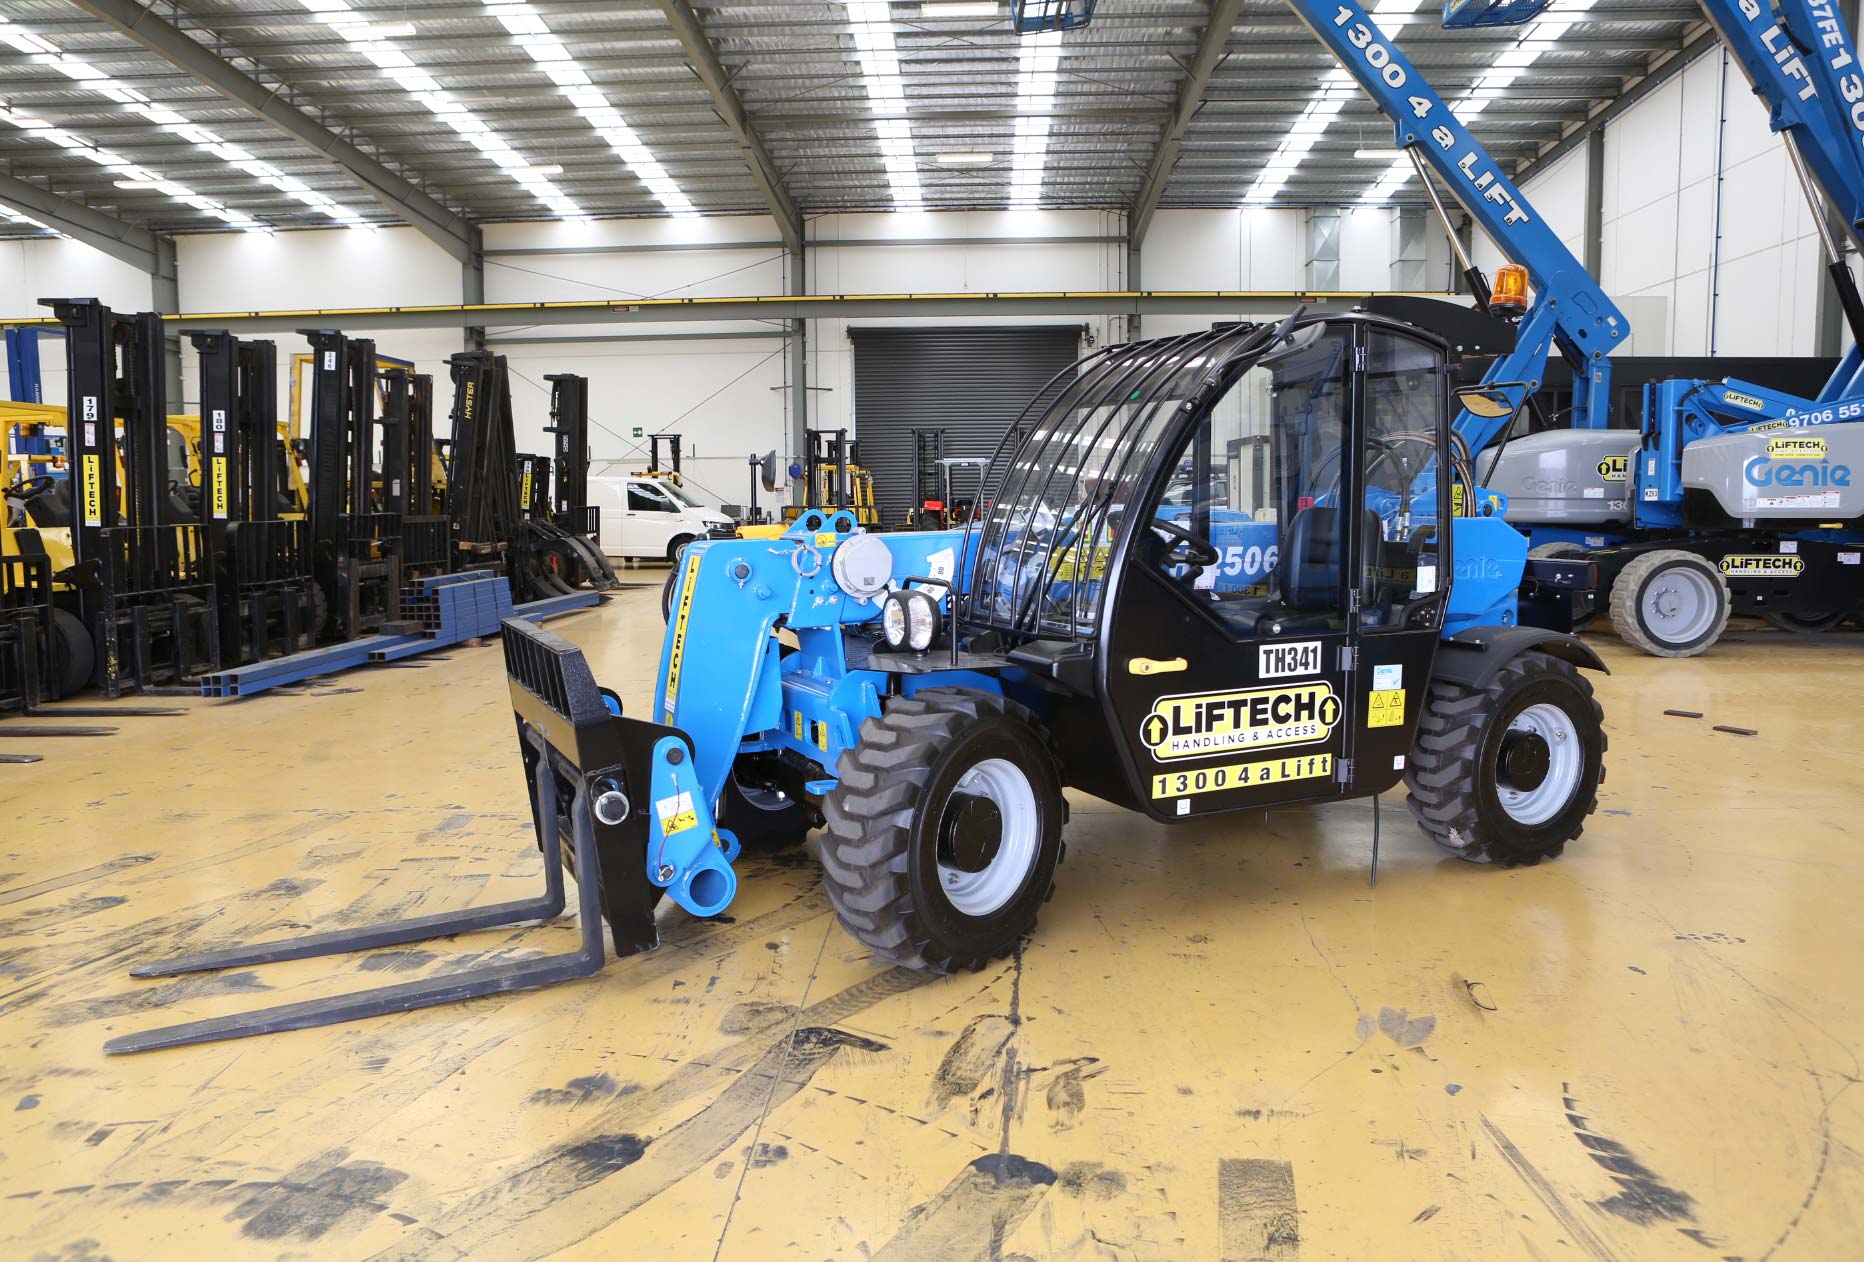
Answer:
[1254,505,1379,633]
[24,479,73,528]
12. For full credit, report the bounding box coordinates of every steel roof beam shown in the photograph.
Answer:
[1132,0,1248,249]
[63,0,478,265]
[0,168,170,273]
[649,0,800,252]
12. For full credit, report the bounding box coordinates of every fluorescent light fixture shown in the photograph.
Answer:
[1355,148,1401,160]
[286,0,585,218]
[840,0,923,209]
[1007,29,1061,207]
[936,152,993,165]
[920,1,998,14]
[467,0,691,216]
[0,8,376,230]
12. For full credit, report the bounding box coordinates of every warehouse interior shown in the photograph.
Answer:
[2,1,1861,1259]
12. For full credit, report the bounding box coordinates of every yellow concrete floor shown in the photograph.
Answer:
[3,592,1861,1261]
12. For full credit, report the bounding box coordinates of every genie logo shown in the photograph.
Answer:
[1744,458,1851,489]
[1522,476,1576,495]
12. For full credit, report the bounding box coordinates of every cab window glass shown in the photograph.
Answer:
[1140,325,1354,639]
[1360,330,1449,631]
[628,483,674,512]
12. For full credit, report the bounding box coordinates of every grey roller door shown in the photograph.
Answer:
[851,325,1083,524]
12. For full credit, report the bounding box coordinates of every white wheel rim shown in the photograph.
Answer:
[937,757,1040,917]
[1499,702,1583,826]
[1641,563,1718,645]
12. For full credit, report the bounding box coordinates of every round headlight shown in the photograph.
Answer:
[881,593,908,649]
[905,589,940,652]
[881,588,941,653]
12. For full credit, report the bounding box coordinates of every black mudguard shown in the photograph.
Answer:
[1429,626,1608,691]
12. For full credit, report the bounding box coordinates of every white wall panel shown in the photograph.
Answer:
[177,225,459,313]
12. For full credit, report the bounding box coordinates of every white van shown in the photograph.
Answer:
[587,474,735,560]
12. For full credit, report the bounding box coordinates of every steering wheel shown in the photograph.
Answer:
[1149,516,1221,569]
[10,474,57,500]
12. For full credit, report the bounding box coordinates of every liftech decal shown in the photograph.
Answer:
[1596,455,1628,482]
[1722,390,1766,411]
[1767,435,1826,458]
[1720,555,1803,577]
[662,556,701,720]
[1139,682,1341,761]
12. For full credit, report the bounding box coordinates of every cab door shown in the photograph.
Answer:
[1101,321,1361,821]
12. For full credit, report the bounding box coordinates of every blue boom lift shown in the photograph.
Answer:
[1422,0,1864,654]
[109,0,1642,1051]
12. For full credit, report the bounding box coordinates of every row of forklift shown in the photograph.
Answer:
[0,298,616,710]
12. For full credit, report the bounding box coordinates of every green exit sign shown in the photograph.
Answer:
[631,426,644,438]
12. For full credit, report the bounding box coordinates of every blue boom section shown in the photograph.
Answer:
[655,512,999,818]
[1287,0,1628,448]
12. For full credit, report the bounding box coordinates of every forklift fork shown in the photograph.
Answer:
[105,620,664,1054]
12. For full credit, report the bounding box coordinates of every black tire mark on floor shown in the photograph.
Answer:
[1217,1158,1300,1261]
[1479,1114,1621,1262]
[1561,1084,1698,1226]
[342,967,935,1261]
[370,1027,884,1262]
[0,855,154,908]
[872,1153,1056,1262]
[931,1014,1016,1110]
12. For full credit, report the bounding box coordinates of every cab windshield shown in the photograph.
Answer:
[662,480,704,509]
[967,321,1326,637]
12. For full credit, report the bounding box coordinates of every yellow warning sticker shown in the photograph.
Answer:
[1151,753,1332,800]
[662,809,698,835]
[813,720,829,751]
[655,790,698,836]
[1367,688,1406,728]
[815,531,838,548]
[81,454,103,527]
[793,710,806,740]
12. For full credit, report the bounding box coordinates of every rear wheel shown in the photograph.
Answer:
[1609,549,1729,657]
[820,688,1065,972]
[1763,609,1847,633]
[1406,651,1605,867]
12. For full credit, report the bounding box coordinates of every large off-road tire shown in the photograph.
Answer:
[1528,541,1586,560]
[1405,651,1606,867]
[660,566,679,623]
[48,608,94,697]
[820,688,1065,972]
[718,753,819,850]
[1609,548,1729,657]
[1763,608,1848,634]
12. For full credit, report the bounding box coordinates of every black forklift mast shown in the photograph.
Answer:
[45,297,217,695]
[543,372,605,544]
[445,348,522,573]
[379,366,449,579]
[517,453,553,519]
[191,330,317,664]
[301,328,402,641]
[646,431,682,479]
[807,427,855,510]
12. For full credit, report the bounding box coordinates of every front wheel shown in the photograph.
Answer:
[1609,549,1729,657]
[1405,651,1606,867]
[820,688,1065,972]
